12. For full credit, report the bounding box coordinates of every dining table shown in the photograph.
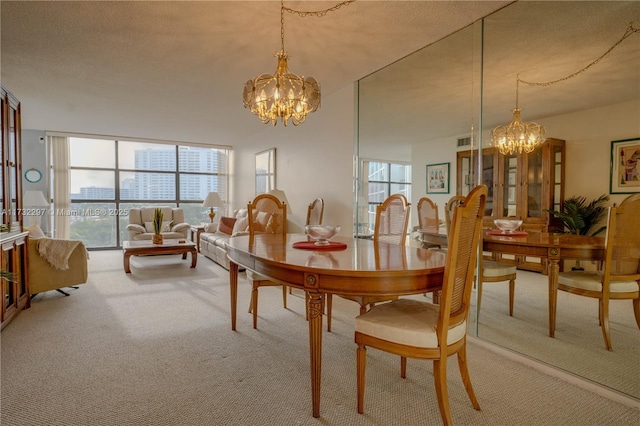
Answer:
[420,229,606,337]
[226,233,446,418]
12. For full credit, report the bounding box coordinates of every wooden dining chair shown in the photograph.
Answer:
[325,194,410,332]
[306,197,324,226]
[553,193,640,351]
[246,193,288,329]
[446,195,518,316]
[355,185,487,425]
[417,196,440,248]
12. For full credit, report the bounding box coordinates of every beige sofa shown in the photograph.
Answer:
[28,239,88,296]
[126,207,190,241]
[200,210,248,270]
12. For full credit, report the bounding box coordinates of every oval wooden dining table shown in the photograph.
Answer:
[226,233,446,418]
[420,230,606,337]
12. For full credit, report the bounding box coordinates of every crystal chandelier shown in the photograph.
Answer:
[242,0,353,126]
[491,77,546,155]
[492,23,638,156]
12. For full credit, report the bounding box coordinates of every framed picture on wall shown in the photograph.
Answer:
[255,148,276,195]
[610,138,640,194]
[426,162,450,194]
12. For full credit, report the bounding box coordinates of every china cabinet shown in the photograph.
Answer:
[457,138,565,272]
[1,83,29,329]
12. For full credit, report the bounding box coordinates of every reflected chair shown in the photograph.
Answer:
[355,185,487,424]
[553,193,640,351]
[246,193,288,329]
[417,196,440,248]
[446,195,518,316]
[326,194,410,332]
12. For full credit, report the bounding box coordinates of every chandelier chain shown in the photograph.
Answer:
[283,0,355,18]
[518,22,639,88]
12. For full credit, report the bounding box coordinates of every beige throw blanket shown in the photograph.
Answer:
[37,238,81,270]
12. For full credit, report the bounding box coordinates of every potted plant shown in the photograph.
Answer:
[546,194,610,270]
[152,208,164,245]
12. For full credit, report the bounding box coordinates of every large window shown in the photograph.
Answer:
[66,137,229,249]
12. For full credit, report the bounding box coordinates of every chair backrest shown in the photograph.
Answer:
[247,194,287,243]
[438,185,487,340]
[603,193,640,280]
[444,195,465,236]
[417,196,439,233]
[373,194,410,245]
[306,198,324,226]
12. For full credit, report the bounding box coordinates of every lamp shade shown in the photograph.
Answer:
[268,189,292,214]
[23,190,49,207]
[202,192,224,208]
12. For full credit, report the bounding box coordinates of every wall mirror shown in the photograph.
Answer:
[24,168,43,183]
[255,148,276,195]
[357,1,639,400]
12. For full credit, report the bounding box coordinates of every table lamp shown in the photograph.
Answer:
[268,188,292,214]
[202,192,224,222]
[23,190,49,227]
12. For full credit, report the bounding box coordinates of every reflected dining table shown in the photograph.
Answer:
[226,233,446,418]
[420,229,606,336]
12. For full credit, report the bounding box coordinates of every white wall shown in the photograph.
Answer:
[231,85,356,235]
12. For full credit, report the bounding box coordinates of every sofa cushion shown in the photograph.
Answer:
[217,216,237,235]
[232,215,250,236]
[253,211,273,232]
[143,221,172,233]
[266,213,279,233]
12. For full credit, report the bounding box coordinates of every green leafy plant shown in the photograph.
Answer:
[1,270,18,283]
[0,224,9,233]
[152,208,164,235]
[546,194,610,236]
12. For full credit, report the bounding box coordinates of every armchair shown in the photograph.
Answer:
[28,239,88,296]
[126,207,190,241]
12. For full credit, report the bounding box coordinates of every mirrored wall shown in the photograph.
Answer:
[356,1,639,400]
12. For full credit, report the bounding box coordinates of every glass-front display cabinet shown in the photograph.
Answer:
[1,83,29,329]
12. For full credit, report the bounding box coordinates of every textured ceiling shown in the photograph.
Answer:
[2,1,637,149]
[1,0,510,145]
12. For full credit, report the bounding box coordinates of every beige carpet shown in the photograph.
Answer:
[1,251,638,425]
[471,269,640,399]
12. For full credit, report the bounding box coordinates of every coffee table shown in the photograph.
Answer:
[122,239,197,273]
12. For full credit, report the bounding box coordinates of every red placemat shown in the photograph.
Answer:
[487,230,528,236]
[292,241,348,251]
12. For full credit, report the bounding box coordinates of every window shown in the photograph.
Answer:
[65,137,229,249]
[360,160,411,233]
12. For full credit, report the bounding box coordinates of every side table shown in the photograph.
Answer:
[190,224,206,252]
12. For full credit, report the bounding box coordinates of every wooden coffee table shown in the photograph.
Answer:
[122,239,197,273]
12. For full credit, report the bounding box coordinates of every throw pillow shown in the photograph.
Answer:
[231,215,250,236]
[217,216,237,235]
[25,224,46,239]
[265,213,280,233]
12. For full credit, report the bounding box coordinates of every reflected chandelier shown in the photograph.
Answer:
[492,22,639,156]
[242,0,354,126]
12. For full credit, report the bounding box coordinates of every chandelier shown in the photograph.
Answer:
[491,77,546,155]
[242,0,354,126]
[492,22,639,156]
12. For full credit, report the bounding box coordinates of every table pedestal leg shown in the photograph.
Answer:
[307,290,323,418]
[548,258,560,337]
[229,262,238,331]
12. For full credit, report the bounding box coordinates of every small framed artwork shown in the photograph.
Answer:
[610,138,640,194]
[255,148,276,195]
[426,162,450,194]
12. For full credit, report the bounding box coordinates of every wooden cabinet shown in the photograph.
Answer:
[1,84,29,329]
[457,139,565,272]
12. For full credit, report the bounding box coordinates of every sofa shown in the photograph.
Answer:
[199,209,248,270]
[126,207,190,241]
[28,238,88,296]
